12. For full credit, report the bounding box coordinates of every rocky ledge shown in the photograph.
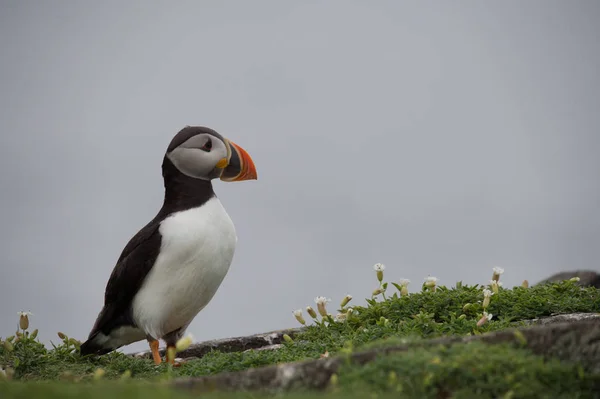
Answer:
[170,314,600,393]
[128,312,600,393]
[536,269,600,288]
[133,327,306,361]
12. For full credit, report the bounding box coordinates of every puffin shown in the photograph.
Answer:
[80,126,257,365]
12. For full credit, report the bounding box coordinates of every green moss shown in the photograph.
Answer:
[336,341,600,398]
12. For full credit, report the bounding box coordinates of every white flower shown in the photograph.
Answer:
[490,280,502,294]
[18,311,32,330]
[398,279,411,296]
[482,288,493,308]
[340,294,353,308]
[175,333,195,352]
[373,263,386,272]
[306,306,318,319]
[491,267,505,283]
[315,296,331,317]
[314,296,331,305]
[373,263,386,282]
[292,309,306,325]
[477,311,493,327]
[490,279,502,294]
[424,276,438,292]
[334,313,347,322]
[18,311,32,316]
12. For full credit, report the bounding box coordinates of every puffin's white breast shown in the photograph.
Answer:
[132,196,237,339]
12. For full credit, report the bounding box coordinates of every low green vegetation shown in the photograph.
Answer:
[337,341,600,399]
[1,266,599,398]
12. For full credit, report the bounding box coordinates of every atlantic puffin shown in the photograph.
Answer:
[80,126,257,365]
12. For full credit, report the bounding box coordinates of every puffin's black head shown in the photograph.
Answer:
[165,126,257,182]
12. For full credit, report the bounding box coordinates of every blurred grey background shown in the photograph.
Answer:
[1,1,599,354]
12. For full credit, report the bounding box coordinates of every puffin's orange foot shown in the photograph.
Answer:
[149,340,161,365]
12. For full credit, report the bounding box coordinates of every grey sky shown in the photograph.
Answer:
[1,1,599,354]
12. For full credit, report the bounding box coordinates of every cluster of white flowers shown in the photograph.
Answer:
[290,263,513,333]
[292,294,354,327]
[479,266,508,327]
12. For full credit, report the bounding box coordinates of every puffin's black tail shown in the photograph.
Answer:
[79,333,113,356]
[80,304,123,356]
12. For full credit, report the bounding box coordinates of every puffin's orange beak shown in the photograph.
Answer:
[220,140,258,182]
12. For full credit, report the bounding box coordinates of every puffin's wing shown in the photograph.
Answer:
[104,220,162,306]
[80,220,162,354]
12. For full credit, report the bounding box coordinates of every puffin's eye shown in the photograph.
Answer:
[201,138,212,152]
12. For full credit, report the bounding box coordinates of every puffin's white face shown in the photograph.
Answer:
[166,128,257,182]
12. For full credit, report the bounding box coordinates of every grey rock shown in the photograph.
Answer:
[243,344,283,353]
[172,317,600,394]
[131,327,305,360]
[527,312,600,325]
[536,270,600,288]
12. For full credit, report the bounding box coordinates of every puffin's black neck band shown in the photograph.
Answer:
[160,156,216,215]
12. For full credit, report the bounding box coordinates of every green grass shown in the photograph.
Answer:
[1,272,599,398]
